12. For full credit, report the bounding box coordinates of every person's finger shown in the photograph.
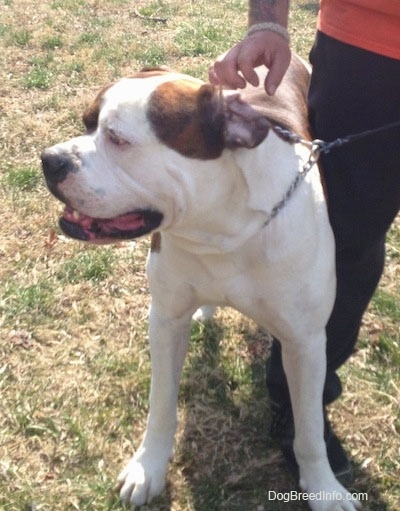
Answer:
[209,45,247,89]
[264,47,291,95]
[237,31,290,92]
[236,55,261,87]
[208,65,220,85]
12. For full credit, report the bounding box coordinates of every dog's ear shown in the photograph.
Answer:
[222,92,271,149]
[197,86,271,151]
[195,85,271,154]
[148,81,271,159]
[196,84,226,158]
[148,81,226,159]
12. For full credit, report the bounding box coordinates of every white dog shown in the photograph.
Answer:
[41,55,360,510]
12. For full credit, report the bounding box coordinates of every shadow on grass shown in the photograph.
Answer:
[170,318,390,511]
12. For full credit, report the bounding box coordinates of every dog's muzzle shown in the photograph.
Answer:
[41,147,164,244]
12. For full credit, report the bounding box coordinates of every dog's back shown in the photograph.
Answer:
[241,55,311,141]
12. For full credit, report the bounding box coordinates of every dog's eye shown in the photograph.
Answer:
[107,128,128,146]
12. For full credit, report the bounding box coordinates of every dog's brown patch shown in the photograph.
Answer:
[147,80,225,160]
[83,83,114,132]
[82,68,171,133]
[150,232,162,253]
[242,55,311,142]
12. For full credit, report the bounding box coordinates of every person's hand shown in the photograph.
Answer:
[209,30,291,95]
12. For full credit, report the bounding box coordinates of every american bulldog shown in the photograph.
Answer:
[41,55,360,510]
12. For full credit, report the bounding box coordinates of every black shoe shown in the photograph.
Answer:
[270,403,354,485]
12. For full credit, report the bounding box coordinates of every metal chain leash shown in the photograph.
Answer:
[263,128,321,226]
[263,120,400,227]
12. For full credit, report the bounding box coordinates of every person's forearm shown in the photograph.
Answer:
[248,0,290,28]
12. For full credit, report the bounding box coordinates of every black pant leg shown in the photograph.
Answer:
[266,32,400,407]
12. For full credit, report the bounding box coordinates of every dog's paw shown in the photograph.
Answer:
[116,452,169,509]
[308,492,361,511]
[300,477,362,511]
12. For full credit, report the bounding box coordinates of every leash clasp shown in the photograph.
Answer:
[303,139,323,174]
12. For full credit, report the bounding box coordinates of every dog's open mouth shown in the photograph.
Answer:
[59,206,163,243]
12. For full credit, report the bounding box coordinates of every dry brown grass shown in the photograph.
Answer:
[0,1,399,510]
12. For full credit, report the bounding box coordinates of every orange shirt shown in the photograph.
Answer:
[318,0,400,60]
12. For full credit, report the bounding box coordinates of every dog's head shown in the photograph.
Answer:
[41,67,271,244]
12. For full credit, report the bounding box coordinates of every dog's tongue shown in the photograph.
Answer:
[62,207,146,239]
[100,213,146,232]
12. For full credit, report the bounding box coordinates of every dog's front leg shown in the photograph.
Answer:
[282,334,360,511]
[117,306,192,508]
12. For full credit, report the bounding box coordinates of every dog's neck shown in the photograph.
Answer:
[233,130,304,215]
[162,131,307,255]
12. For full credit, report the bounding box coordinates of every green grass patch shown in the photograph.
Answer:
[174,23,229,57]
[24,67,52,89]
[372,289,400,322]
[1,280,55,324]
[10,28,32,47]
[59,249,116,284]
[23,56,55,89]
[78,31,102,46]
[41,35,63,50]
[136,0,179,19]
[50,0,86,11]
[130,44,168,68]
[367,290,400,366]
[5,166,42,191]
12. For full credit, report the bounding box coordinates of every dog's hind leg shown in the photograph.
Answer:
[281,333,360,511]
[117,305,192,508]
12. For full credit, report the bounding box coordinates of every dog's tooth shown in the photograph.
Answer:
[73,210,80,220]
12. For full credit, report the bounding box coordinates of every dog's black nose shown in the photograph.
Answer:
[41,149,74,185]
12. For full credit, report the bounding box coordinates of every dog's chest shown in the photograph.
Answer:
[180,244,280,307]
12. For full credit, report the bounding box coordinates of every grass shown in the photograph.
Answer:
[0,0,399,510]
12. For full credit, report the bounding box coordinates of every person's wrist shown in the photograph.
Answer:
[245,22,290,43]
